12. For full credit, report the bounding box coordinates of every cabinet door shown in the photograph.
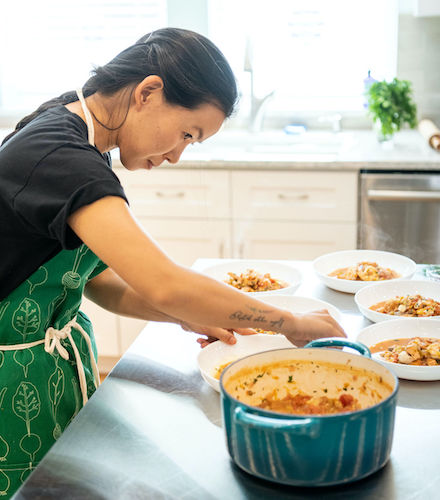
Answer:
[119,316,148,353]
[116,169,230,218]
[80,297,120,357]
[231,171,357,222]
[233,220,357,260]
[136,217,231,266]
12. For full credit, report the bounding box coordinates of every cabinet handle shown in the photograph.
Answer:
[155,191,185,198]
[278,193,309,201]
[219,242,224,258]
[367,189,440,202]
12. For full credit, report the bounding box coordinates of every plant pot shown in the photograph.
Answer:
[373,120,395,145]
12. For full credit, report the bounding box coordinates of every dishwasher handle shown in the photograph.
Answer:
[367,189,440,202]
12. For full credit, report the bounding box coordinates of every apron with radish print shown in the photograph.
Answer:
[0,244,104,498]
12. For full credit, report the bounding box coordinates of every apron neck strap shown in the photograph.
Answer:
[76,88,95,146]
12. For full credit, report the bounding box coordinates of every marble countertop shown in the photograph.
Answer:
[112,129,440,171]
[14,260,440,500]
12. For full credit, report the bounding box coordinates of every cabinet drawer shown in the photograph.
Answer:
[231,171,357,222]
[137,217,231,266]
[233,220,357,260]
[116,169,230,218]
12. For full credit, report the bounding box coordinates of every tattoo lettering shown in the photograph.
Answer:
[229,310,271,325]
[247,305,273,314]
[269,318,284,329]
[230,311,253,321]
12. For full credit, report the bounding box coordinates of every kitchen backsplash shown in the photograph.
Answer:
[398,14,440,124]
[230,10,440,132]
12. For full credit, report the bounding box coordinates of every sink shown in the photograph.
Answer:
[248,142,344,154]
[187,130,355,159]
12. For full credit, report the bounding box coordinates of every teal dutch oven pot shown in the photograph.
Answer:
[220,338,399,487]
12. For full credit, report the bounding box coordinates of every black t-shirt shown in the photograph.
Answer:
[0,105,128,300]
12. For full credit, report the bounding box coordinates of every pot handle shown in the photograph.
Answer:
[234,407,320,434]
[304,338,371,358]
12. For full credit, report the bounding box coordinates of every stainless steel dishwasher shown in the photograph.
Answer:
[359,170,440,264]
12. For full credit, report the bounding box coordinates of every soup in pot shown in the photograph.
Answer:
[223,359,393,416]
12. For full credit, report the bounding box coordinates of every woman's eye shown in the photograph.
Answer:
[184,132,193,140]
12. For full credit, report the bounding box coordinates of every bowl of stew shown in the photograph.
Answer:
[354,280,440,323]
[199,259,302,296]
[313,250,416,294]
[357,318,440,380]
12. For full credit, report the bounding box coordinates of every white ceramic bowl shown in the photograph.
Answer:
[258,294,342,324]
[200,259,302,296]
[357,318,440,381]
[197,334,293,392]
[313,250,416,294]
[354,280,440,323]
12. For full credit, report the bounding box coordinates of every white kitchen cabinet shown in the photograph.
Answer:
[231,171,357,222]
[118,167,232,266]
[119,316,148,353]
[80,296,120,373]
[233,220,356,260]
[81,297,119,356]
[136,217,231,266]
[116,168,230,218]
[231,170,357,260]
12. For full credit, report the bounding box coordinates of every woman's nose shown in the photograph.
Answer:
[166,143,187,164]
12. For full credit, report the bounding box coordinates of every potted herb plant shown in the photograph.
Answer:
[366,78,417,142]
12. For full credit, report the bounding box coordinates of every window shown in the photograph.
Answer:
[208,0,398,113]
[0,0,166,117]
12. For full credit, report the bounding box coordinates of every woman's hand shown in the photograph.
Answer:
[180,321,256,348]
[180,308,345,349]
[286,309,347,347]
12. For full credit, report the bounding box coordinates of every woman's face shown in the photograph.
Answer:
[117,79,226,171]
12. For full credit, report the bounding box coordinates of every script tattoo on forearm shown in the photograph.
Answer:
[229,310,266,322]
[229,308,284,329]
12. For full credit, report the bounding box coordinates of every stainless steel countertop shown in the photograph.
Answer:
[14,260,440,500]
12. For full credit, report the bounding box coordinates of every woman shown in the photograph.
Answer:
[0,28,345,497]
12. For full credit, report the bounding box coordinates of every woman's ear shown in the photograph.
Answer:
[134,75,164,106]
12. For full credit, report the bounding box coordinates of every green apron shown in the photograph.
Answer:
[0,244,105,498]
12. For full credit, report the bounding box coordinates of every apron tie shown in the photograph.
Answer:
[0,316,100,406]
[44,317,100,406]
[45,326,70,359]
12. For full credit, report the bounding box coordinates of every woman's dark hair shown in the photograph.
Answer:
[2,27,238,144]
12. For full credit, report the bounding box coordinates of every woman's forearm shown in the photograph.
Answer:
[85,264,297,336]
[84,268,179,323]
[84,266,291,335]
[153,264,298,334]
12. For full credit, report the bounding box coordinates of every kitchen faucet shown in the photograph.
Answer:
[248,90,275,134]
[244,37,275,134]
